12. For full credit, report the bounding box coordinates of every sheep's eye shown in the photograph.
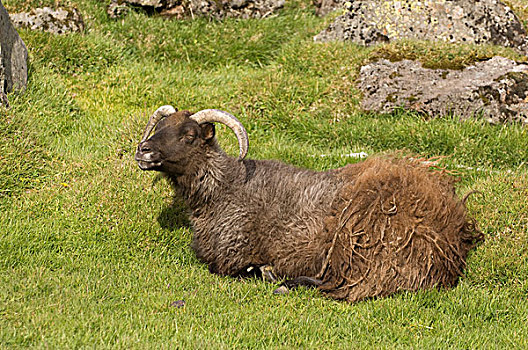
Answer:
[182,134,195,143]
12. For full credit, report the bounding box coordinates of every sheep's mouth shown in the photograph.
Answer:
[136,160,162,170]
[135,152,162,170]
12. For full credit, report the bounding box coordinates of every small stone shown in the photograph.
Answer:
[273,285,290,295]
[170,300,186,308]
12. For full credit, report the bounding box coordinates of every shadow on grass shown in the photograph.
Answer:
[157,197,192,232]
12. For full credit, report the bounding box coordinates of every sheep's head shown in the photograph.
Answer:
[135,106,249,175]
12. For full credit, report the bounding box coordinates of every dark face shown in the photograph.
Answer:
[135,112,215,175]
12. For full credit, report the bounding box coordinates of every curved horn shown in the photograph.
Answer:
[140,105,178,142]
[190,109,249,160]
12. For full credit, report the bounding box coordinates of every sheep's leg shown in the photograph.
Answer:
[241,265,323,295]
[273,276,323,295]
[240,264,278,282]
[259,265,278,283]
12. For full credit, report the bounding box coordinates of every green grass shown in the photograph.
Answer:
[2,0,528,347]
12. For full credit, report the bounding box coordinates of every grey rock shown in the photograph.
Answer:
[315,0,528,55]
[357,56,528,124]
[10,7,84,34]
[0,0,28,106]
[0,47,7,106]
[126,0,165,7]
[108,0,285,20]
[189,0,286,20]
[107,0,130,19]
[231,0,250,9]
[313,0,345,17]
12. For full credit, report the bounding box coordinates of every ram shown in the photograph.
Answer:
[135,105,483,302]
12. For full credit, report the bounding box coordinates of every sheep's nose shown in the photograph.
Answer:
[138,143,152,153]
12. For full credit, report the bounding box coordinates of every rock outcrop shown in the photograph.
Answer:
[9,7,84,34]
[357,56,528,124]
[107,0,285,20]
[0,1,28,106]
[315,0,528,55]
[0,46,7,106]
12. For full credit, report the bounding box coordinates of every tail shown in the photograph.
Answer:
[462,190,482,205]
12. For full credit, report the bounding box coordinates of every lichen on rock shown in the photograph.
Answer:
[107,0,285,20]
[357,56,528,124]
[315,0,528,55]
[9,7,84,34]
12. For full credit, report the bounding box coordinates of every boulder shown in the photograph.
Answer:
[9,7,84,34]
[127,0,165,7]
[107,0,285,20]
[357,56,528,124]
[0,47,7,106]
[107,0,130,19]
[315,0,528,55]
[0,0,28,106]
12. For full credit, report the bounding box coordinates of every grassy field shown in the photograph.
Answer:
[1,0,528,347]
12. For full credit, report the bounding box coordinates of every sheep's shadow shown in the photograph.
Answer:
[157,197,192,231]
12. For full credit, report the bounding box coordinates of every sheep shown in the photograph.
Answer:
[135,105,484,302]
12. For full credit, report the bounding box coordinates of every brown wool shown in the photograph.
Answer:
[317,158,482,302]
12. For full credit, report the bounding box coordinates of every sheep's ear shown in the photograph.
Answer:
[201,122,215,141]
